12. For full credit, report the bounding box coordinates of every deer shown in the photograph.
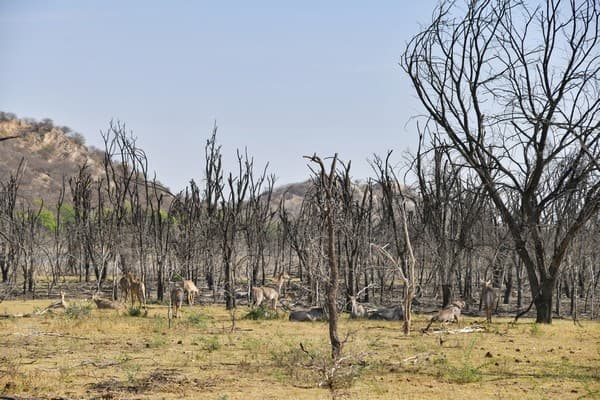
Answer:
[481,280,496,323]
[183,279,199,306]
[423,300,465,332]
[251,272,289,310]
[171,287,184,318]
[127,272,147,309]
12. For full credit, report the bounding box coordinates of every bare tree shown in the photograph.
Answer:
[0,159,26,284]
[305,153,342,360]
[403,0,600,323]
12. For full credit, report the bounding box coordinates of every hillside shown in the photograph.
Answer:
[0,112,106,206]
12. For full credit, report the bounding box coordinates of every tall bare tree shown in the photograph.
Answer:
[305,153,342,360]
[403,0,600,323]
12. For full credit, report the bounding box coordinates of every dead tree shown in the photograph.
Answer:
[203,126,224,302]
[403,0,600,323]
[305,153,342,360]
[413,140,485,307]
[0,158,26,284]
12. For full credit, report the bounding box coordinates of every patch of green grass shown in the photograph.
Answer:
[187,311,211,328]
[530,323,542,336]
[436,339,487,384]
[192,335,221,352]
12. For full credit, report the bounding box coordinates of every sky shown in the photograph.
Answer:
[0,1,439,193]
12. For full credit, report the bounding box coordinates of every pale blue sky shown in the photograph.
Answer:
[1,1,438,192]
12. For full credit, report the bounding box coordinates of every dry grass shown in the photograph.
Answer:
[0,298,598,400]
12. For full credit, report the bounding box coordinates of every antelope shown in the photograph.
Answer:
[424,300,465,331]
[348,284,374,319]
[481,280,496,323]
[171,287,184,318]
[92,292,125,311]
[127,272,147,309]
[183,279,199,305]
[251,272,289,310]
[289,307,327,322]
[118,274,131,303]
[349,296,367,319]
[368,305,404,321]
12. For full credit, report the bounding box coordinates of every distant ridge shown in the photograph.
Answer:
[0,112,106,206]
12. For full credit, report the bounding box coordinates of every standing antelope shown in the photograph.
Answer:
[183,280,199,305]
[481,281,496,323]
[424,300,465,331]
[118,274,131,303]
[251,272,289,310]
[171,287,184,318]
[127,272,147,309]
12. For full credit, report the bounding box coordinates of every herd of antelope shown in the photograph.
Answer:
[89,271,497,329]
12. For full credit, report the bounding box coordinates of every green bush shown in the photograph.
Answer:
[243,307,279,320]
[65,302,93,319]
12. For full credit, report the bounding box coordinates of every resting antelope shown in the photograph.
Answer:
[92,292,125,311]
[171,287,184,318]
[251,272,289,310]
[368,305,404,321]
[183,279,199,305]
[349,296,367,319]
[424,300,465,331]
[481,281,496,323]
[289,307,327,322]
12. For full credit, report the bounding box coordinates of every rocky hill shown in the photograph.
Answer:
[0,112,105,206]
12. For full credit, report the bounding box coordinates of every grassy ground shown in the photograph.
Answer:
[0,299,598,400]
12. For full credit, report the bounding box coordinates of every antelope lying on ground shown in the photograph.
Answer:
[171,287,184,318]
[481,281,496,323]
[368,305,404,321]
[183,280,199,305]
[251,272,289,310]
[289,307,327,322]
[92,292,125,311]
[424,300,465,331]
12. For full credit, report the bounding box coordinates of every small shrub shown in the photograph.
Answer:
[65,302,92,319]
[38,143,55,159]
[435,339,487,384]
[128,307,142,317]
[244,307,279,320]
[187,312,211,329]
[201,335,221,352]
[529,323,542,336]
[271,344,365,391]
[68,132,86,146]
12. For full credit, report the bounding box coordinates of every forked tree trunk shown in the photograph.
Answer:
[534,278,556,324]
